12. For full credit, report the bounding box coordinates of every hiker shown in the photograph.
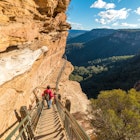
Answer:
[42,85,54,109]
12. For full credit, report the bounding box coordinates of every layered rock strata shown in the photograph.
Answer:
[0,0,91,137]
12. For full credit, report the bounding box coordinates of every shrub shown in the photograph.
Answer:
[91,89,140,140]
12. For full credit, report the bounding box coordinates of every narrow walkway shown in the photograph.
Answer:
[34,103,68,140]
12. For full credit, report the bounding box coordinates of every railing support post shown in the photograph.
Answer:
[17,106,27,140]
[65,99,71,112]
[14,110,26,140]
[58,94,61,100]
[20,106,34,139]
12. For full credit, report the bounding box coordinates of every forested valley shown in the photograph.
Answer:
[66,29,140,98]
[66,29,140,139]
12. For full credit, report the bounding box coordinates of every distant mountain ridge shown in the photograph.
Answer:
[67,28,116,44]
[66,29,140,66]
[67,29,88,39]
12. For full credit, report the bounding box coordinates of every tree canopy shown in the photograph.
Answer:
[91,89,140,140]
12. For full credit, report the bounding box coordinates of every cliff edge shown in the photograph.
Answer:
[0,0,91,136]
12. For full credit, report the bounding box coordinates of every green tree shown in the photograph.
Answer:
[69,74,83,82]
[91,89,140,140]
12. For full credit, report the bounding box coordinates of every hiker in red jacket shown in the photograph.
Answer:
[42,85,54,109]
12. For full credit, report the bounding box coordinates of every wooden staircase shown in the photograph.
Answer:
[5,98,90,140]
[34,104,68,140]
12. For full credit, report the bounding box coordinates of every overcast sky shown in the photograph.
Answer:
[67,0,140,30]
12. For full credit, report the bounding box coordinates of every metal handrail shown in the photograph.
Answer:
[30,101,43,131]
[56,55,67,92]
[55,97,90,140]
[0,120,18,138]
[5,116,30,140]
[5,101,43,140]
[54,55,90,139]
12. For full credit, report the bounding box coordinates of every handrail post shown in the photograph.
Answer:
[14,110,25,140]
[14,110,21,122]
[58,94,61,100]
[16,107,26,140]
[20,106,34,139]
[65,99,71,112]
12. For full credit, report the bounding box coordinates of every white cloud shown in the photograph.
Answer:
[112,22,138,28]
[120,22,138,28]
[112,22,119,26]
[135,7,140,15]
[96,8,131,24]
[95,18,106,25]
[67,21,84,30]
[97,26,111,29]
[90,0,115,9]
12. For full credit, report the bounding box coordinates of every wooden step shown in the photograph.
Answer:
[34,105,68,140]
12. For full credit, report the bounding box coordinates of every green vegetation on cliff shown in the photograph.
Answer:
[91,89,140,140]
[69,55,140,98]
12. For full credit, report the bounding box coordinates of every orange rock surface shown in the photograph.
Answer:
[0,0,92,138]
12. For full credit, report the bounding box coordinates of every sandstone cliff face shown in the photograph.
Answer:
[0,0,90,135]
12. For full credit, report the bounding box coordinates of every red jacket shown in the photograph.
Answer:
[42,89,53,100]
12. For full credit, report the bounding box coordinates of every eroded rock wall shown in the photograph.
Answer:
[0,0,90,137]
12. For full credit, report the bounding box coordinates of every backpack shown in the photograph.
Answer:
[44,91,50,100]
